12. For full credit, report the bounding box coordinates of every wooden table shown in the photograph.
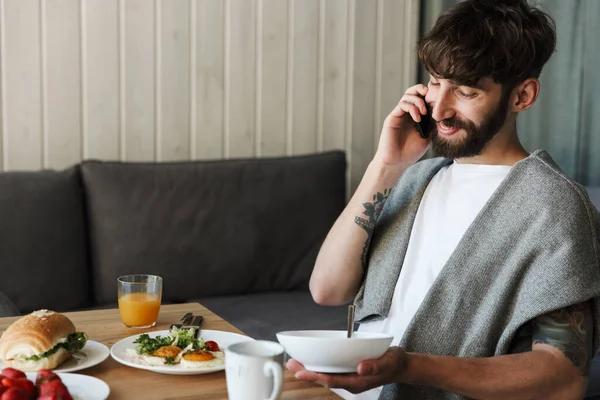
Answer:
[0,303,340,400]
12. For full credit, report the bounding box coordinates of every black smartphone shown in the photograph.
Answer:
[415,94,434,139]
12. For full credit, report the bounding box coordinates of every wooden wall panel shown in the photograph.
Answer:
[82,0,120,160]
[124,0,155,161]
[0,0,420,194]
[2,0,43,170]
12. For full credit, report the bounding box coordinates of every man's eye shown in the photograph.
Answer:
[458,90,476,98]
[428,81,440,87]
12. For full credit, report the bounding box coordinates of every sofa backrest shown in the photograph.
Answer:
[81,151,346,306]
[587,187,600,210]
[0,167,91,313]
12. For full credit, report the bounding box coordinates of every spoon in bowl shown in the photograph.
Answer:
[347,305,355,338]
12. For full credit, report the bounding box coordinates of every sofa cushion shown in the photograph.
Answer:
[0,290,20,317]
[196,291,350,340]
[0,167,91,313]
[81,151,346,305]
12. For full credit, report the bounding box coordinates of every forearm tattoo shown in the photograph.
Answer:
[532,301,594,376]
[354,188,392,267]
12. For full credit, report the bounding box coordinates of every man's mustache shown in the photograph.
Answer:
[434,112,473,130]
[438,117,471,131]
[426,103,471,131]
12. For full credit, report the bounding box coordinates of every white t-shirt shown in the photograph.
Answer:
[333,162,512,400]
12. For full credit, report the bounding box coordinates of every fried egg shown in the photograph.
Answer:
[125,344,225,368]
[152,345,182,358]
[125,347,179,366]
[180,350,225,368]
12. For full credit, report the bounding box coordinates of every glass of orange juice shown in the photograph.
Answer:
[117,274,162,328]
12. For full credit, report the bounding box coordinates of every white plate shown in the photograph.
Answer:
[25,372,110,400]
[110,329,253,375]
[0,340,110,373]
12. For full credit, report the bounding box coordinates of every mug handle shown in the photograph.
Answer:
[263,360,283,400]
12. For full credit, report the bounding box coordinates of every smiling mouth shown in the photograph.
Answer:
[437,122,460,136]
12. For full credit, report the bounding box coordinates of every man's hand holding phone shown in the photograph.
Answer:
[416,94,434,139]
[373,84,433,168]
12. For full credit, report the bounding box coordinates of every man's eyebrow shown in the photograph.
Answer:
[448,79,487,91]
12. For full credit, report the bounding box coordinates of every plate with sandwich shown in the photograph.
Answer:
[0,309,110,373]
[110,327,253,375]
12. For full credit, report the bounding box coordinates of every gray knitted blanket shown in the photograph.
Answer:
[353,150,600,399]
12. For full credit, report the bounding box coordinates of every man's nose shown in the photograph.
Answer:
[429,92,455,122]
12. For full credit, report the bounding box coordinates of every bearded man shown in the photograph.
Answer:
[288,0,600,399]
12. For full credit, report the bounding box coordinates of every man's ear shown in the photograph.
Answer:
[510,78,540,112]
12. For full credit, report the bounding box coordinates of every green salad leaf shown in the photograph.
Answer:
[172,327,208,351]
[133,333,174,355]
[26,332,88,361]
[165,356,176,365]
[133,327,210,355]
[63,332,88,353]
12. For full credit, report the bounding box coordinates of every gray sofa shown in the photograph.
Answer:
[0,151,350,340]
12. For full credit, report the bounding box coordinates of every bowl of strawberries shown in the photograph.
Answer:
[0,368,109,400]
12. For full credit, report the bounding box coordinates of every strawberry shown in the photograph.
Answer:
[0,379,34,396]
[0,370,24,381]
[35,370,60,386]
[0,380,13,391]
[14,380,33,397]
[37,380,62,395]
[37,396,58,400]
[0,388,29,400]
[38,381,72,400]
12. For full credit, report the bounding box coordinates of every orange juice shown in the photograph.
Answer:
[118,292,161,327]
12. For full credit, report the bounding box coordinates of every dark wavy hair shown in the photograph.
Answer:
[417,0,556,89]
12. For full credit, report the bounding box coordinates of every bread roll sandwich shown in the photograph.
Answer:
[0,309,87,371]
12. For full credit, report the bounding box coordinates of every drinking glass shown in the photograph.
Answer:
[117,274,162,328]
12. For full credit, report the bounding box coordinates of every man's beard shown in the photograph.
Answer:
[430,92,511,159]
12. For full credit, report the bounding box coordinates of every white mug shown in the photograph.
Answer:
[225,340,284,400]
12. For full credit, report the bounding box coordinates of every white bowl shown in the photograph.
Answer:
[276,330,393,373]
